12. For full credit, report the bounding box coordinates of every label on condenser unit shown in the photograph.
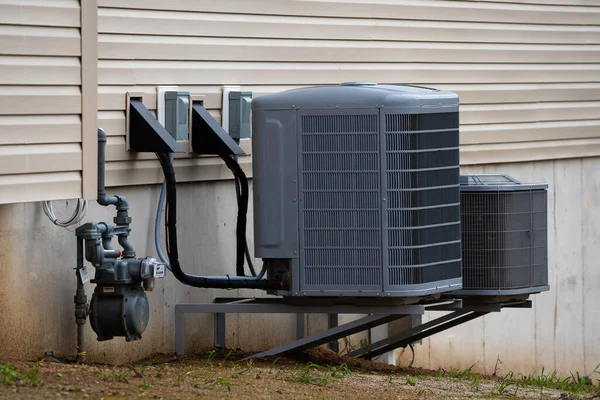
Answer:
[103,286,115,293]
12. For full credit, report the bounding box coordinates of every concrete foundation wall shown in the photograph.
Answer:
[0,180,300,364]
[0,157,598,379]
[400,157,600,379]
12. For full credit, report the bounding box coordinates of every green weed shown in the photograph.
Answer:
[102,367,129,383]
[493,356,503,377]
[156,365,167,379]
[447,364,475,379]
[435,364,475,380]
[406,376,417,386]
[271,357,281,369]
[494,371,517,396]
[285,362,352,387]
[387,372,394,385]
[175,371,185,387]
[492,365,600,397]
[206,349,217,365]
[231,363,253,379]
[216,376,231,392]
[285,362,329,387]
[0,363,42,387]
[331,363,352,379]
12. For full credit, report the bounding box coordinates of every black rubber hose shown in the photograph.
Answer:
[219,153,248,277]
[156,152,274,290]
[233,173,257,277]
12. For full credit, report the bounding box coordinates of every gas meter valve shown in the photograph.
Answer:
[76,223,166,342]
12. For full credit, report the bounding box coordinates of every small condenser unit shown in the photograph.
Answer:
[251,82,463,302]
[456,174,549,299]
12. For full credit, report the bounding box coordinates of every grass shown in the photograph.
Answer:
[431,358,600,398]
[3,354,600,400]
[284,362,352,387]
[0,363,42,387]
[435,364,475,380]
[102,367,129,383]
[215,376,231,392]
[513,364,600,396]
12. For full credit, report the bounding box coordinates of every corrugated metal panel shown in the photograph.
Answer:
[0,1,83,204]
[97,0,600,186]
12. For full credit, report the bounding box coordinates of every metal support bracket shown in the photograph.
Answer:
[174,297,423,357]
[174,297,532,361]
[241,314,407,361]
[347,299,531,360]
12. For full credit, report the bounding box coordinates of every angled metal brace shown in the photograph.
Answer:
[352,311,490,360]
[240,314,408,361]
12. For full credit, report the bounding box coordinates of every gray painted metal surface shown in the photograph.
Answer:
[240,314,407,361]
[356,312,490,360]
[165,90,190,141]
[251,83,462,298]
[174,298,424,356]
[173,298,530,359]
[349,300,531,359]
[252,109,299,259]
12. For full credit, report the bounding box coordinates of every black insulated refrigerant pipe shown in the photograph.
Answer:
[156,151,274,290]
[97,128,135,258]
[221,153,249,277]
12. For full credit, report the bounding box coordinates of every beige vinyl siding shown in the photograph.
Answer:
[97,0,600,187]
[0,0,86,204]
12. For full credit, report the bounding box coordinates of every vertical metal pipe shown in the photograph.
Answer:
[96,128,119,207]
[76,323,85,363]
[74,237,87,363]
[328,314,339,352]
[97,128,135,257]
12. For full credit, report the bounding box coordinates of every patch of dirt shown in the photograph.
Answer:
[0,351,586,400]
[299,347,435,376]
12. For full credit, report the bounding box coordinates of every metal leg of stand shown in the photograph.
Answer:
[214,313,226,350]
[296,313,305,340]
[241,314,404,361]
[328,314,339,352]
